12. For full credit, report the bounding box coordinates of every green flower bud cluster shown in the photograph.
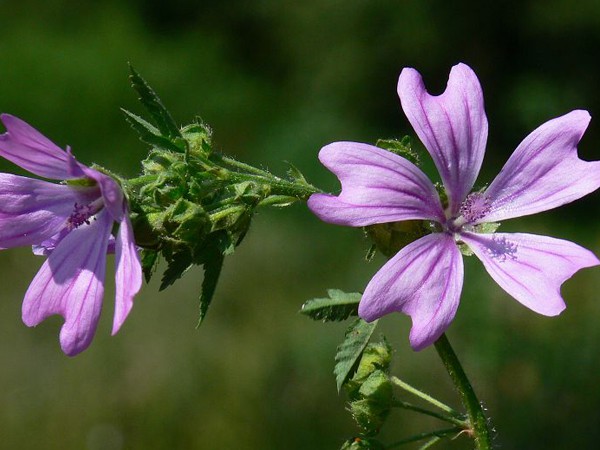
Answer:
[121,66,320,321]
[344,341,394,437]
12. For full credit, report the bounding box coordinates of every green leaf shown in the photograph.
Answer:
[285,161,308,183]
[197,250,225,327]
[140,249,159,283]
[128,65,182,139]
[300,289,361,322]
[160,251,193,291]
[334,318,378,392]
[122,109,185,153]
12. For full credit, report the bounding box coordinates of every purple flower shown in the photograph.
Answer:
[0,114,142,356]
[308,63,600,350]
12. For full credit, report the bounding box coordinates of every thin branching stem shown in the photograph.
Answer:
[390,376,462,418]
[391,400,468,428]
[434,334,492,450]
[385,426,463,449]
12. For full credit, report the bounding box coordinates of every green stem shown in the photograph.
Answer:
[391,400,467,428]
[227,171,321,200]
[385,427,463,449]
[434,334,492,450]
[390,376,462,418]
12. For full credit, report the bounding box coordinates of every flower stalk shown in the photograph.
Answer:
[434,334,492,450]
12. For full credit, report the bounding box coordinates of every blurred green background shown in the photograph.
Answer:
[1,1,600,449]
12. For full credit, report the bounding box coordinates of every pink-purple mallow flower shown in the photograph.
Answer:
[0,114,142,356]
[308,63,600,350]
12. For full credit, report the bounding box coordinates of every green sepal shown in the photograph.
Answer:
[376,136,420,166]
[334,318,378,392]
[344,340,393,399]
[349,370,394,436]
[128,65,182,140]
[474,221,500,234]
[285,161,308,184]
[458,243,474,257]
[365,220,431,258]
[122,109,185,153]
[300,289,361,322]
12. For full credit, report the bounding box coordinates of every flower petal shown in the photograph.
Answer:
[480,110,600,222]
[22,209,113,356]
[112,209,142,335]
[398,63,488,215]
[461,232,599,316]
[307,142,444,226]
[359,233,464,351]
[0,114,77,180]
[0,173,100,248]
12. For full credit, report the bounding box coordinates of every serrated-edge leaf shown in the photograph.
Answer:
[197,251,225,327]
[122,109,184,153]
[335,318,378,392]
[128,65,181,139]
[160,253,193,291]
[300,290,361,321]
[140,249,159,283]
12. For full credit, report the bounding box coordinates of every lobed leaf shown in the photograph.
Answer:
[300,289,362,322]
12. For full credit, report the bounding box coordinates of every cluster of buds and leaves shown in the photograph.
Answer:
[301,289,470,449]
[121,67,319,323]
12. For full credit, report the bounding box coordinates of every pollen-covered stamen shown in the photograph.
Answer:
[486,236,518,262]
[66,198,104,230]
[459,192,491,224]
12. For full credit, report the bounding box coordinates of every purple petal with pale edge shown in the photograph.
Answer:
[112,208,142,335]
[461,232,599,316]
[80,166,124,221]
[0,114,77,180]
[0,173,100,248]
[359,233,463,351]
[480,110,600,222]
[307,142,444,226]
[398,63,488,215]
[22,209,113,356]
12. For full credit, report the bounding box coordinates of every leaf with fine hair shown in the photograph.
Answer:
[122,109,185,153]
[300,289,361,322]
[197,249,225,327]
[128,64,182,139]
[334,318,378,392]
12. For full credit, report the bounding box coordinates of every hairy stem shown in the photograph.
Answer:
[385,427,463,449]
[434,334,492,450]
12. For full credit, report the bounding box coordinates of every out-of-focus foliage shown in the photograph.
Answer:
[1,1,600,449]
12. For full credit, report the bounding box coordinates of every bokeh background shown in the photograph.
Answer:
[1,1,600,449]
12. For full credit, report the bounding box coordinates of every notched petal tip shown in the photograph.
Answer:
[398,63,488,215]
[359,233,464,351]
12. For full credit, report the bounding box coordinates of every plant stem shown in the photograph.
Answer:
[434,334,492,450]
[391,400,467,428]
[390,376,462,418]
[385,427,463,449]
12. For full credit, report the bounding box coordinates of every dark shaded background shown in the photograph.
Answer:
[1,1,600,449]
